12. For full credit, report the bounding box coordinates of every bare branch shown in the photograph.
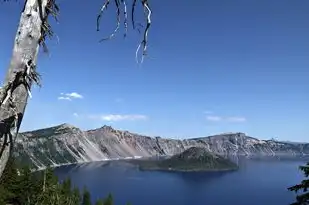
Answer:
[97,0,152,63]
[131,0,137,29]
[98,0,121,42]
[135,0,151,63]
[122,0,128,38]
[97,0,111,31]
[38,0,60,53]
[130,1,144,34]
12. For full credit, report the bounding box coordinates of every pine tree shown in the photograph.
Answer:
[95,199,104,205]
[103,193,114,205]
[0,156,123,205]
[35,167,61,205]
[0,157,20,204]
[61,178,72,194]
[13,165,38,204]
[288,162,309,205]
[82,187,92,205]
[72,187,81,204]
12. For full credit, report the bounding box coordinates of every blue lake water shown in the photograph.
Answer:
[54,157,307,205]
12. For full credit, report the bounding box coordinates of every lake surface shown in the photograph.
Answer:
[54,157,307,205]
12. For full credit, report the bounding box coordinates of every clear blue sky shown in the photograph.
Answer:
[0,0,308,141]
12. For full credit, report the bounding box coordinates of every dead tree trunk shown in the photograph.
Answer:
[0,0,48,179]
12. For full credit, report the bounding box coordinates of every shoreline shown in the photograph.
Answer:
[30,154,309,173]
[31,156,144,173]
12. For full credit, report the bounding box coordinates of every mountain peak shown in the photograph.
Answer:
[100,125,115,131]
[20,123,79,138]
[57,123,77,129]
[101,125,112,128]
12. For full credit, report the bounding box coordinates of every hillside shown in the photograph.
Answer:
[11,124,309,170]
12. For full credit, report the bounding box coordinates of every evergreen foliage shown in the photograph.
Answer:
[82,187,92,205]
[102,193,114,205]
[288,162,309,205]
[0,157,123,205]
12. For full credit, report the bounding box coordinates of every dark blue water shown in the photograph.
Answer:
[54,158,307,205]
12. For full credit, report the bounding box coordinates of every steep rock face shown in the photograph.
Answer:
[13,124,309,170]
[14,124,109,169]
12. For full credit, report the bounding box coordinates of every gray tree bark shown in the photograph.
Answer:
[0,0,48,179]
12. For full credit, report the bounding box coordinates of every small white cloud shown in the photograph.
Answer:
[66,92,83,99]
[73,113,79,117]
[226,117,247,122]
[58,92,83,101]
[88,114,148,122]
[205,115,246,123]
[206,115,222,122]
[58,96,72,101]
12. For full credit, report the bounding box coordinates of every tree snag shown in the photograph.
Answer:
[0,0,49,179]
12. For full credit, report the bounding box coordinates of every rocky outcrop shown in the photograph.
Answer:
[12,124,309,170]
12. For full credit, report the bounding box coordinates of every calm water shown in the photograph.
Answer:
[54,157,307,205]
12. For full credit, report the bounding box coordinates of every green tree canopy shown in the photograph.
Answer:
[288,162,309,205]
[0,157,125,205]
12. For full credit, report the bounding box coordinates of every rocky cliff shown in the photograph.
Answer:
[12,123,309,170]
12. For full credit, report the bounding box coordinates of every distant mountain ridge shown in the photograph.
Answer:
[11,123,309,170]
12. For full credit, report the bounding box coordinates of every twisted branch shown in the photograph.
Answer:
[38,0,60,53]
[135,0,151,63]
[97,0,152,63]
[98,0,121,42]
[97,0,110,31]
[131,0,137,29]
